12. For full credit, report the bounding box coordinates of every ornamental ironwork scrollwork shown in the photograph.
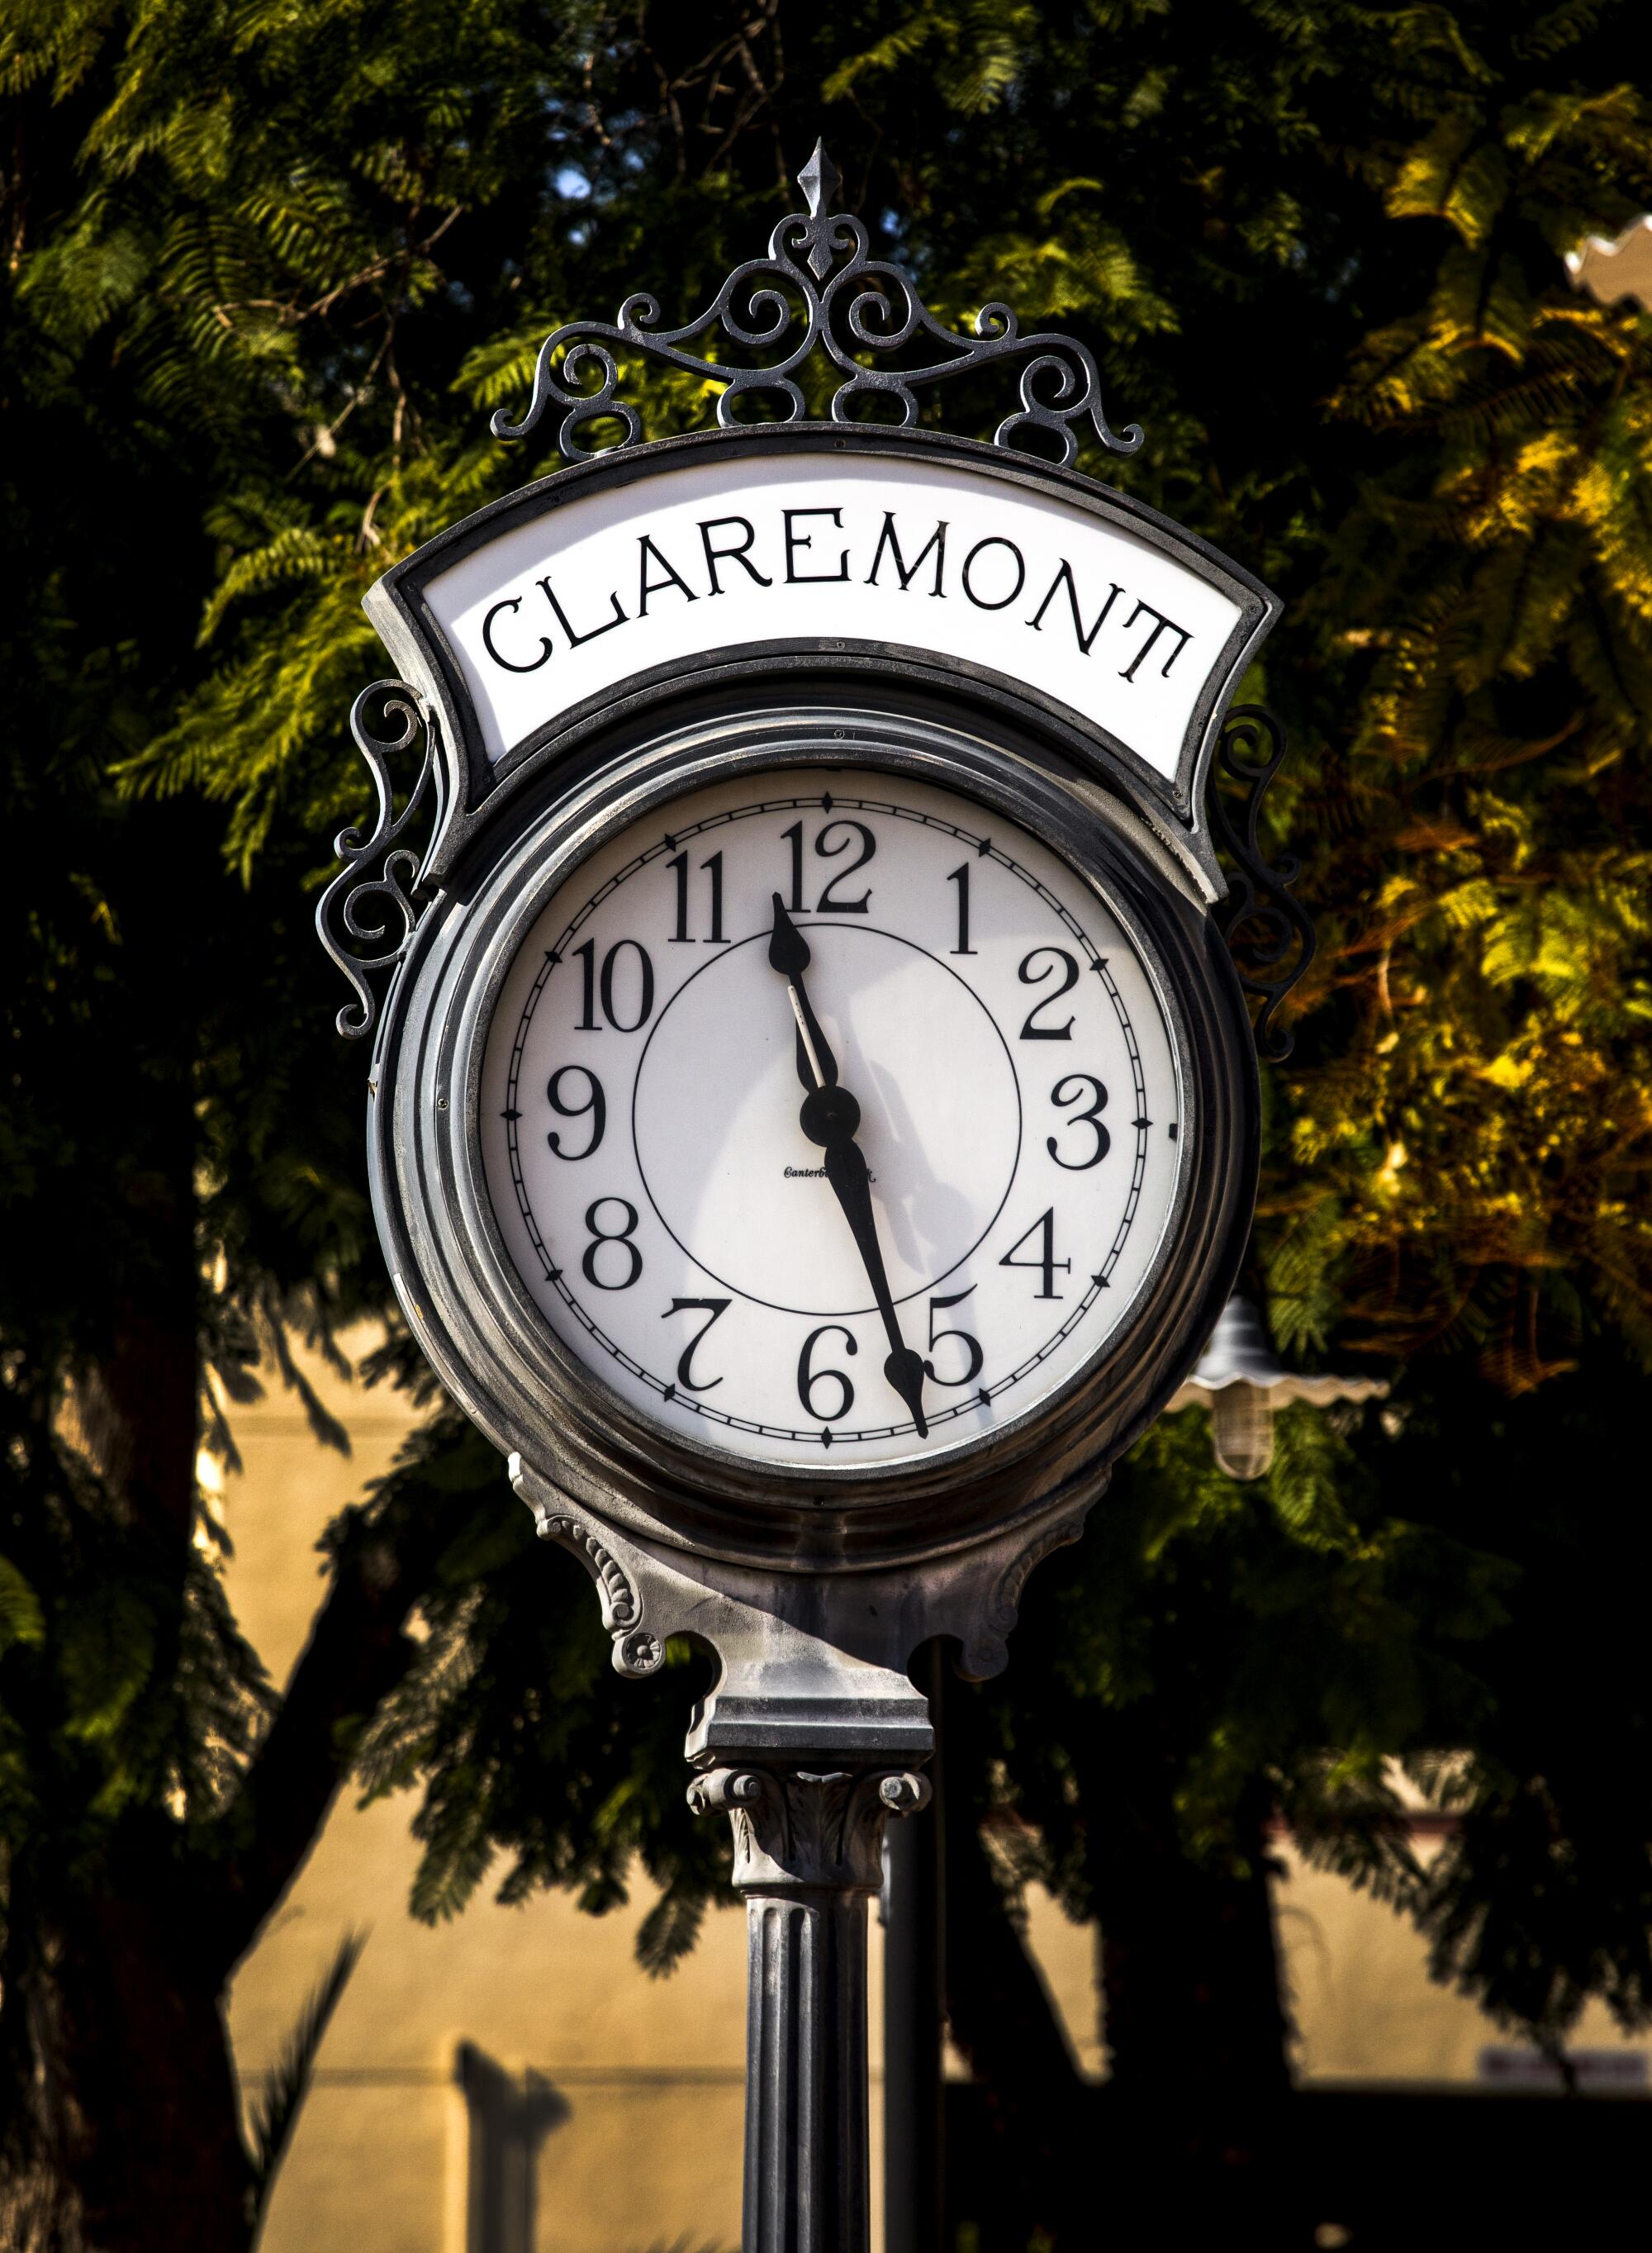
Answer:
[960,1511,1090,1683]
[493,140,1142,469]
[1208,705,1317,1063]
[316,682,440,1041]
[531,1507,663,1677]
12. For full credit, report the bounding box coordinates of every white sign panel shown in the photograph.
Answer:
[414,454,1245,784]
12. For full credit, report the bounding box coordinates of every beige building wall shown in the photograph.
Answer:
[222,1340,1650,2253]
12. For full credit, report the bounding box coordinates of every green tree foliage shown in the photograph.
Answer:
[3,2,1652,2243]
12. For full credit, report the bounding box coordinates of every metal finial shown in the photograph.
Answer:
[795,140,844,282]
[798,139,842,219]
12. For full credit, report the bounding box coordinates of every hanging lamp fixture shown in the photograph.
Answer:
[1167,1295,1389,1481]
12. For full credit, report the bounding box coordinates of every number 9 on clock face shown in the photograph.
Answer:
[479,768,1186,1470]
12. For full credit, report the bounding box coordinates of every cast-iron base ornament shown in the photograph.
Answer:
[320,144,1310,2253]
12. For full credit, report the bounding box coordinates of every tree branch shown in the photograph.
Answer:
[202,1463,471,1979]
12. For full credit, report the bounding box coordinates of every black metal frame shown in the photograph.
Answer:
[1208,704,1317,1061]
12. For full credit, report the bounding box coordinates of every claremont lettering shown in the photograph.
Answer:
[475,504,1193,687]
[406,452,1254,784]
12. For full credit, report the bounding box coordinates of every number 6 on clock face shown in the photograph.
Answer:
[478,766,1187,1471]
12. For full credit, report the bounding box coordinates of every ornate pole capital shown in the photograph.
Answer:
[690,1762,930,1894]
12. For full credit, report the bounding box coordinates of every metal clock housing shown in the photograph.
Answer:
[370,690,1257,1575]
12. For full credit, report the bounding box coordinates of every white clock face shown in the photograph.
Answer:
[478,766,1186,1471]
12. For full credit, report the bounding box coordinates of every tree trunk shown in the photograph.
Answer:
[938,1679,1296,2246]
[938,1681,1090,2249]
[49,1885,256,2253]
[1086,1713,1294,2226]
[15,841,263,2252]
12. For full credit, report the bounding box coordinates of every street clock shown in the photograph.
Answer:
[318,144,1312,2253]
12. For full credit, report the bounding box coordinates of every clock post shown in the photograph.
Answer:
[317,145,1313,2253]
[691,1767,926,2248]
[506,1457,1087,2253]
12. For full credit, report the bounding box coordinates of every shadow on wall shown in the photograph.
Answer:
[452,2039,735,2253]
[455,2041,567,2253]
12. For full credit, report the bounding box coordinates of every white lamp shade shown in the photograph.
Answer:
[1167,1295,1390,1482]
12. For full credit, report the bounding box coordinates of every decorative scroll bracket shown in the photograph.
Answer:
[315,680,440,1042]
[492,137,1142,470]
[511,1455,1099,1762]
[1208,704,1316,1062]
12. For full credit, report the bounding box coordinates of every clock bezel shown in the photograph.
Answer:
[370,693,1257,1573]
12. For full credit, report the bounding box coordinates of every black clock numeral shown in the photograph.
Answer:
[926,1286,984,1386]
[946,863,977,956]
[1017,948,1079,1040]
[545,1066,605,1160]
[572,938,656,1032]
[816,820,876,912]
[797,1324,857,1419]
[662,1296,731,1391]
[1047,1074,1110,1170]
[999,1208,1070,1300]
[667,850,725,944]
[781,819,876,914]
[581,1196,642,1290]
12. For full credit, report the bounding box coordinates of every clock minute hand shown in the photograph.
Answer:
[810,1118,931,1439]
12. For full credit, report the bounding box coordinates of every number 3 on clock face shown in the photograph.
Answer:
[479,767,1186,1470]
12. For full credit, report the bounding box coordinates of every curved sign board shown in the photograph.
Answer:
[365,427,1277,891]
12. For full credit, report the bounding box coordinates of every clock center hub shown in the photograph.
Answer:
[800,1085,861,1144]
[631,924,1022,1319]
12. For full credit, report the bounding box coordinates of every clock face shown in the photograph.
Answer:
[478,766,1187,1472]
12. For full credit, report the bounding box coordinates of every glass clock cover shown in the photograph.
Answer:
[479,767,1186,1471]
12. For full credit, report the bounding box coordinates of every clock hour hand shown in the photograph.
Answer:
[768,893,838,1092]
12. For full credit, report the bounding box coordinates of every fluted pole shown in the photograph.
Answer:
[691,1764,930,2253]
